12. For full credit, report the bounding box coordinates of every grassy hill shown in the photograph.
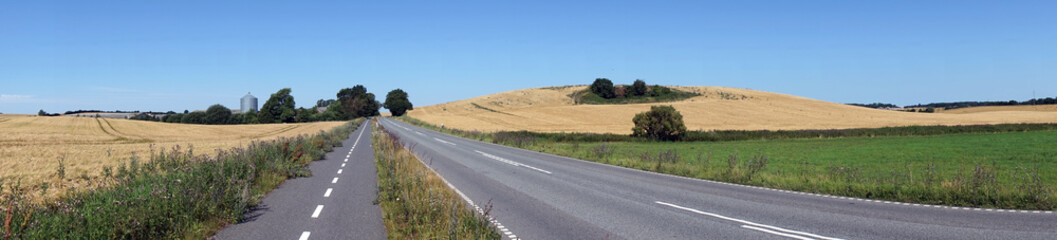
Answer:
[407,85,1057,134]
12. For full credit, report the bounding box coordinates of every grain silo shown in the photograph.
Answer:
[241,92,258,113]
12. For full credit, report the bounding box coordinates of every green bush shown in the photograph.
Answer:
[632,105,687,141]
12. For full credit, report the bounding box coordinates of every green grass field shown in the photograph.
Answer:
[397,116,1056,210]
[531,131,1057,210]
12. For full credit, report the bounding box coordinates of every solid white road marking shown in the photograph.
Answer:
[434,137,457,146]
[299,231,311,240]
[337,169,343,174]
[475,150,552,174]
[742,225,814,240]
[324,188,333,197]
[656,201,841,240]
[332,177,339,183]
[341,163,346,167]
[311,205,324,218]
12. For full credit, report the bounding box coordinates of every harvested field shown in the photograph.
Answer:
[407,86,1057,134]
[0,114,345,197]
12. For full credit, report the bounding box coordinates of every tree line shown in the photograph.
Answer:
[148,86,412,125]
[906,96,1057,110]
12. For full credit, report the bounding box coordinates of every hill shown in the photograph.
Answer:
[406,86,1057,134]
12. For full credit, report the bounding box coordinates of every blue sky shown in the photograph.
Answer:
[2,1,1055,114]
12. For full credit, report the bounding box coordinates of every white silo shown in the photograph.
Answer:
[241,92,258,113]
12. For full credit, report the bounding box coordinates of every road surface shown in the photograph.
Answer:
[215,121,385,240]
[377,117,1056,240]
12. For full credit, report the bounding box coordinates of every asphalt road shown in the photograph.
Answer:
[215,121,385,240]
[377,117,1057,240]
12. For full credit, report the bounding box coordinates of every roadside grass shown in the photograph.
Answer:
[0,119,363,239]
[372,119,502,239]
[395,116,1056,210]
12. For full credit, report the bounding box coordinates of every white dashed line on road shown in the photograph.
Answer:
[332,177,339,184]
[324,188,332,198]
[311,205,324,218]
[337,169,343,174]
[434,137,457,146]
[299,231,311,240]
[475,150,552,175]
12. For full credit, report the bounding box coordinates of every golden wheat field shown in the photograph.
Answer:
[0,114,345,196]
[407,85,1057,134]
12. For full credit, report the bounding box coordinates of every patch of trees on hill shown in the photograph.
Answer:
[847,103,899,109]
[574,78,700,104]
[906,96,1057,110]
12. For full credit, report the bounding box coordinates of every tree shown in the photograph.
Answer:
[259,88,297,123]
[632,105,687,141]
[205,104,232,124]
[384,89,414,116]
[38,109,47,116]
[631,79,648,96]
[590,78,616,99]
[182,111,206,124]
[336,85,381,119]
[315,99,336,108]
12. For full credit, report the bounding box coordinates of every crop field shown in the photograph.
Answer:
[407,86,1057,134]
[0,114,346,198]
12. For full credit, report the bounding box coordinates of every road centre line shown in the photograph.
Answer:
[341,163,345,167]
[332,177,339,183]
[323,188,333,197]
[474,150,552,174]
[434,137,457,146]
[299,231,311,240]
[656,201,841,240]
[337,169,343,174]
[311,205,324,218]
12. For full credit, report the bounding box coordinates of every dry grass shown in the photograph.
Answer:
[0,114,345,198]
[407,86,1057,134]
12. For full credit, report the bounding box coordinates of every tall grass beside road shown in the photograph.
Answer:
[395,116,1056,210]
[0,119,363,239]
[372,119,501,240]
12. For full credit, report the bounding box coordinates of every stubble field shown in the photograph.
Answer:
[0,114,345,197]
[407,86,1057,134]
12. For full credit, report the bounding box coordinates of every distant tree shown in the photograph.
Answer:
[205,104,232,124]
[590,78,616,99]
[336,85,381,119]
[241,110,259,124]
[182,111,206,124]
[384,89,414,116]
[924,107,936,113]
[38,109,46,116]
[315,99,336,108]
[259,88,297,123]
[631,79,648,96]
[632,105,687,141]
